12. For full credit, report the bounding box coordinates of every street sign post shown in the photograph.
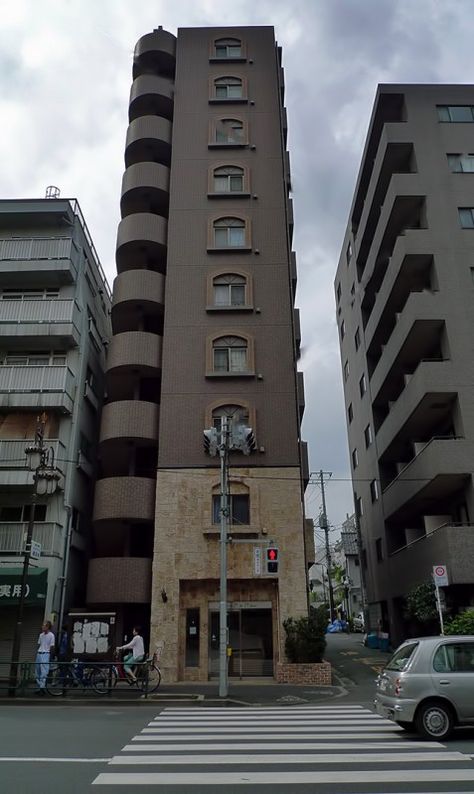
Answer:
[254,547,261,575]
[432,564,448,634]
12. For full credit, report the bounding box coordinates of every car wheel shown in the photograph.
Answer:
[415,701,454,740]
[395,720,414,732]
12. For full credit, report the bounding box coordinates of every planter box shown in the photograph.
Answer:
[276,661,332,685]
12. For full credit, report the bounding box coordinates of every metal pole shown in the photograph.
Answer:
[218,416,229,698]
[320,470,335,621]
[435,583,445,635]
[354,506,369,632]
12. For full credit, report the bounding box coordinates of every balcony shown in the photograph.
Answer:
[105,331,162,377]
[297,371,305,421]
[300,440,309,490]
[87,556,152,604]
[376,359,455,460]
[0,522,63,556]
[93,476,156,525]
[294,307,301,359]
[382,437,472,521]
[290,251,297,295]
[364,230,432,350]
[0,439,66,489]
[0,237,78,284]
[357,175,425,284]
[111,269,165,335]
[115,213,168,274]
[120,162,170,219]
[0,299,81,347]
[129,75,174,123]
[388,524,474,591]
[370,291,445,405]
[132,29,176,80]
[125,116,173,168]
[99,401,159,474]
[0,365,75,413]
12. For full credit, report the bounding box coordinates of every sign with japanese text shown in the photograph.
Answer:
[433,564,449,587]
[0,569,47,604]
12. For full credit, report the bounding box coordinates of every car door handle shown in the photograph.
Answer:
[439,680,451,685]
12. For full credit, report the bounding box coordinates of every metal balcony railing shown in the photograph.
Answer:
[0,299,79,324]
[0,236,73,261]
[0,365,75,395]
[0,522,63,556]
[0,439,65,469]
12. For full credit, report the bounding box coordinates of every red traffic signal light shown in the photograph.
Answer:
[266,547,279,573]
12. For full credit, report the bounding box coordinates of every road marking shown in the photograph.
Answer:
[109,750,466,765]
[142,725,402,733]
[93,769,474,785]
[146,719,388,727]
[122,741,444,751]
[162,705,365,711]
[0,757,110,763]
[137,731,413,740]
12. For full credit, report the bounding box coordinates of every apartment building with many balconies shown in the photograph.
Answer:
[336,85,474,642]
[88,26,311,681]
[0,198,111,660]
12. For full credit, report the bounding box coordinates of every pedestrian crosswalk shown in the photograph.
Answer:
[92,704,474,789]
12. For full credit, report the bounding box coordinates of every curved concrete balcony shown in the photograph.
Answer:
[133,29,176,79]
[87,556,152,604]
[111,269,165,334]
[100,400,159,446]
[116,213,167,274]
[93,476,156,524]
[105,331,162,376]
[129,75,174,123]
[120,163,170,219]
[125,116,172,168]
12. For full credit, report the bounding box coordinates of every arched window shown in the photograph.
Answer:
[214,38,242,58]
[215,118,244,145]
[212,403,249,433]
[214,76,242,99]
[213,166,244,193]
[213,274,246,306]
[213,335,247,373]
[213,217,245,247]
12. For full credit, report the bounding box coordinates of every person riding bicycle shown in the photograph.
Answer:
[116,626,145,683]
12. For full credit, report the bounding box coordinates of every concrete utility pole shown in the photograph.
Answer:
[319,470,335,621]
[354,506,369,632]
[218,416,230,698]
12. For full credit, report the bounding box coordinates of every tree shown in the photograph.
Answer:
[444,610,474,636]
[405,581,438,623]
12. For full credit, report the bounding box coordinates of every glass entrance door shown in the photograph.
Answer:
[208,607,273,678]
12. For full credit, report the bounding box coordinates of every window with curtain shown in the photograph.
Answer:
[215,119,244,144]
[213,217,245,247]
[214,76,243,99]
[213,274,246,306]
[213,166,244,192]
[214,38,242,58]
[447,154,474,172]
[213,335,248,373]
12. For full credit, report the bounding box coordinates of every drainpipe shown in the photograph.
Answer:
[57,503,73,631]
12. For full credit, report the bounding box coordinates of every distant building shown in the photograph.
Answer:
[0,198,111,660]
[88,26,310,681]
[335,85,474,641]
[340,515,362,619]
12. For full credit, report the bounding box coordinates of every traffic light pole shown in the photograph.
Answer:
[320,470,336,621]
[218,416,230,698]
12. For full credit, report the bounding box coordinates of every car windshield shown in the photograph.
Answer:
[385,642,418,672]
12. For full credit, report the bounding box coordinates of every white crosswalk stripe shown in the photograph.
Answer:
[92,704,474,790]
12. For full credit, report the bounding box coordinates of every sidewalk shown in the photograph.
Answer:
[0,633,390,706]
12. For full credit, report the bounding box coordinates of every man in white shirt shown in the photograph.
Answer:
[35,620,55,694]
[116,626,145,683]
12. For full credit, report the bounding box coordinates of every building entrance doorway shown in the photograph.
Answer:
[208,604,273,678]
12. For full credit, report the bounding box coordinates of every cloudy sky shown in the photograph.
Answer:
[2,0,473,537]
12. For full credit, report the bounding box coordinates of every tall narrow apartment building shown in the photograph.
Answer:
[0,198,110,659]
[336,85,474,642]
[88,26,310,681]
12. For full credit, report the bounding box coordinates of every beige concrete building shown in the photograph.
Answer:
[88,26,310,680]
[335,85,474,643]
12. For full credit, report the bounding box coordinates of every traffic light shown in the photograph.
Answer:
[233,425,257,455]
[203,428,218,456]
[266,546,279,574]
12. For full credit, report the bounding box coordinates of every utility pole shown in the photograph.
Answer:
[354,507,369,632]
[319,470,335,621]
[218,416,230,698]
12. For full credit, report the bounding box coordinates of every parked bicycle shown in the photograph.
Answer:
[45,659,108,696]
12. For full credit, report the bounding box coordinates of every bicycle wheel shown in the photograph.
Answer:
[140,663,161,693]
[46,666,71,696]
[90,668,109,695]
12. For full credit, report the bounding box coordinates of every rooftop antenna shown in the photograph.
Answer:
[45,186,60,199]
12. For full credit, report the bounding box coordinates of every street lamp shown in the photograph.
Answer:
[9,414,60,695]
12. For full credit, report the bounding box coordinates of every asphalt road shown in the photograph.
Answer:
[0,634,473,793]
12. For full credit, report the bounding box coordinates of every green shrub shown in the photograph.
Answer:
[283,610,326,663]
[444,609,474,636]
[405,581,438,623]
